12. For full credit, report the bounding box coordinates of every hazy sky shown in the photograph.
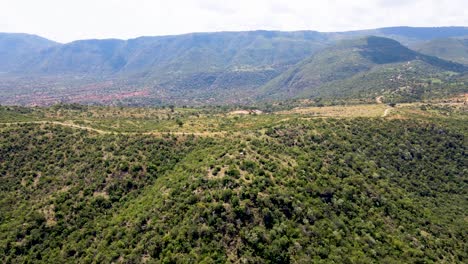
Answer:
[1,0,467,43]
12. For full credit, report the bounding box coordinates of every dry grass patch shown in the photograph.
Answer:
[42,205,57,227]
[277,104,388,118]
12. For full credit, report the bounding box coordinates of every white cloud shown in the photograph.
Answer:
[0,0,466,42]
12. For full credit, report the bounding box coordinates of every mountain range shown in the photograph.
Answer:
[0,26,467,105]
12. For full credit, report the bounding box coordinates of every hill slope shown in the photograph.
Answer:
[9,27,468,77]
[19,31,327,76]
[23,39,127,74]
[260,36,466,101]
[13,31,328,101]
[0,33,58,72]
[0,105,466,263]
[354,26,468,45]
[415,37,468,65]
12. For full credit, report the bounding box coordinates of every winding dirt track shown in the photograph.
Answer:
[1,102,395,135]
[0,121,226,137]
[376,96,392,117]
[1,121,109,134]
[382,108,392,117]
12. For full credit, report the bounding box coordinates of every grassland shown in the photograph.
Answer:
[2,101,465,135]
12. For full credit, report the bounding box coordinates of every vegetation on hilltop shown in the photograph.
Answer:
[0,103,466,263]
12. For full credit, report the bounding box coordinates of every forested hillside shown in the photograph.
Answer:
[260,36,466,102]
[0,102,466,263]
[415,37,468,65]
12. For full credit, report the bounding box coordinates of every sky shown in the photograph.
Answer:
[0,0,467,43]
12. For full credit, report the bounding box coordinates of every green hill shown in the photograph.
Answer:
[260,36,466,102]
[415,37,468,65]
[0,104,466,263]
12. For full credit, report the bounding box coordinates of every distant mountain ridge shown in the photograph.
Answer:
[7,31,328,75]
[0,27,467,105]
[0,33,58,72]
[3,27,468,76]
